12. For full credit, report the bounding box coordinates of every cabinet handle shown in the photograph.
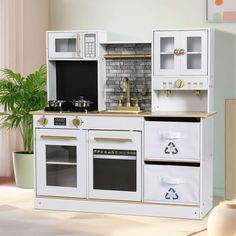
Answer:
[94,137,132,142]
[77,33,81,57]
[161,177,185,185]
[174,49,180,56]
[161,132,181,140]
[179,49,186,55]
[40,135,77,141]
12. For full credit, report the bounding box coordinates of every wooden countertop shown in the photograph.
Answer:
[31,110,216,118]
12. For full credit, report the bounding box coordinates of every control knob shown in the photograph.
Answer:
[38,117,48,126]
[72,118,81,127]
[175,79,184,88]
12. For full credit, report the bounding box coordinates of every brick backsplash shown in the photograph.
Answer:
[105,44,151,111]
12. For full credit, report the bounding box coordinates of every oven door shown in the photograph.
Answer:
[35,128,87,198]
[88,130,142,201]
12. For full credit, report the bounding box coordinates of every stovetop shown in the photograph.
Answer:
[44,100,95,112]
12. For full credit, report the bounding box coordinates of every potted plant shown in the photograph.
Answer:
[0,65,47,188]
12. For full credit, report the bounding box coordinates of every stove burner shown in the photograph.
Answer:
[48,100,66,107]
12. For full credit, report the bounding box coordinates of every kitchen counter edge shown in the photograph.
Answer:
[31,111,217,118]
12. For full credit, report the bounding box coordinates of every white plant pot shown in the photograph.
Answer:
[208,201,236,236]
[12,152,34,188]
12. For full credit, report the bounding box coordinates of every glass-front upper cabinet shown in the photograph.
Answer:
[47,31,98,59]
[153,30,208,76]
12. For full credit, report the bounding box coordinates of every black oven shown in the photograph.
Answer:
[88,130,142,201]
[93,149,137,192]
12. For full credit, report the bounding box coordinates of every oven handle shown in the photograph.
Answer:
[94,137,133,143]
[40,135,77,141]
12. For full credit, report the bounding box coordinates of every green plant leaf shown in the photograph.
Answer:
[0,64,47,153]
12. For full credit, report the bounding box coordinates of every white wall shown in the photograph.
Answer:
[49,0,236,196]
[49,0,236,41]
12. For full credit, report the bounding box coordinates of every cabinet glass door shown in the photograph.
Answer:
[36,129,86,198]
[46,145,77,187]
[153,31,180,76]
[180,31,208,75]
[153,30,208,76]
[48,32,83,58]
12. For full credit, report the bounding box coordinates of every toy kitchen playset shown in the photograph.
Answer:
[33,28,235,219]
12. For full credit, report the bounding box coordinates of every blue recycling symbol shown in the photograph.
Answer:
[165,188,179,200]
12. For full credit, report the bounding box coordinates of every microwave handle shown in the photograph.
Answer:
[94,137,132,143]
[77,33,82,57]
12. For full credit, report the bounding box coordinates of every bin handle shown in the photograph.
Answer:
[161,132,181,140]
[161,176,185,185]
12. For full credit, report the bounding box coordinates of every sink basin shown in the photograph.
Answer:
[99,109,142,114]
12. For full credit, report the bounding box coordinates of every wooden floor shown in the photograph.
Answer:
[0,177,209,236]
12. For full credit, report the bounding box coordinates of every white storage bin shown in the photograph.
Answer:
[144,121,200,161]
[144,163,200,204]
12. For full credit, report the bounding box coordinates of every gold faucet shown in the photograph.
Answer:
[112,77,141,112]
[121,77,131,107]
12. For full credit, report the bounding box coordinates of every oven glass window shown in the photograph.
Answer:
[45,145,77,187]
[93,149,136,191]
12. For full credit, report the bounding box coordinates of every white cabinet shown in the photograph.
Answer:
[143,116,213,217]
[144,120,200,161]
[151,28,212,112]
[35,128,87,198]
[153,30,208,76]
[144,163,200,204]
[33,113,214,219]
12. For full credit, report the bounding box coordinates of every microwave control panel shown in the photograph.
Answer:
[84,33,96,58]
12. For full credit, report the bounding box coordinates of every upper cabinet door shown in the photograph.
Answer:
[48,32,83,59]
[153,30,208,76]
[180,30,208,76]
[153,31,181,76]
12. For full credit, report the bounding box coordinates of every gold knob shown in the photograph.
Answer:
[174,49,180,56]
[72,118,81,127]
[179,49,186,55]
[175,79,184,88]
[38,117,48,126]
